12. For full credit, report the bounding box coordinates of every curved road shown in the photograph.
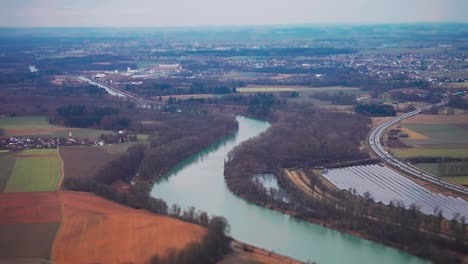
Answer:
[369,102,468,196]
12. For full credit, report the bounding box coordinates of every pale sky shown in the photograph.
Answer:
[1,0,468,27]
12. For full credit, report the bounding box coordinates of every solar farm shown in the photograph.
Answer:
[323,164,468,220]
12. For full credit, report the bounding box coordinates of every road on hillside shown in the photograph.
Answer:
[368,102,468,196]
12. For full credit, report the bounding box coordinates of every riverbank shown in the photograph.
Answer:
[153,115,428,264]
[219,240,305,264]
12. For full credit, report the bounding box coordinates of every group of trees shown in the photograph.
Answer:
[448,95,468,109]
[355,103,397,116]
[151,217,231,264]
[225,104,371,204]
[53,104,131,130]
[124,80,240,97]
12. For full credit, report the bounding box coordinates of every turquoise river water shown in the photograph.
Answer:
[151,116,428,264]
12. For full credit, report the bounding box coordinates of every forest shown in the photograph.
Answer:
[355,103,397,116]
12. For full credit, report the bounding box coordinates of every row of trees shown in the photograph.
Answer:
[355,103,397,116]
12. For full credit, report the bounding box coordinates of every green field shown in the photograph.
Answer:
[21,149,57,155]
[391,148,468,158]
[0,116,114,138]
[447,82,468,88]
[0,116,60,131]
[402,124,468,145]
[414,163,468,185]
[4,149,62,192]
[0,156,15,191]
[443,176,468,185]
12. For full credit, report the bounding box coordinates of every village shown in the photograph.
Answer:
[0,130,138,150]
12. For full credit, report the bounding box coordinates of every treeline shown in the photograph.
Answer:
[355,103,397,116]
[309,92,357,105]
[220,93,282,118]
[151,217,231,264]
[53,104,131,130]
[125,80,242,97]
[448,95,468,109]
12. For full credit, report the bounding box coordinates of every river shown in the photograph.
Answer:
[151,116,428,264]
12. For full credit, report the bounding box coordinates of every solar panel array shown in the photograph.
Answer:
[323,164,468,220]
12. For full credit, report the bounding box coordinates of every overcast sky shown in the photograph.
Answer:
[1,0,468,27]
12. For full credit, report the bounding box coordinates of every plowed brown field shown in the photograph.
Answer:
[0,192,61,224]
[0,192,61,259]
[52,191,206,264]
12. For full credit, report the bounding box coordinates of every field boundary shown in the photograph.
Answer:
[56,147,65,191]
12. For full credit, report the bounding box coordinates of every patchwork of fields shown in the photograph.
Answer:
[0,192,61,259]
[323,165,468,220]
[388,113,468,185]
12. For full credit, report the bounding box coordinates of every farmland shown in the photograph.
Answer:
[323,164,468,220]
[52,191,206,264]
[390,148,468,158]
[389,113,468,181]
[59,146,119,181]
[0,192,61,259]
[415,163,468,186]
[4,148,62,192]
[0,116,113,138]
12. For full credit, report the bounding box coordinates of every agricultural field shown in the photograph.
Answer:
[0,192,61,259]
[446,81,468,88]
[53,191,206,264]
[388,113,468,159]
[390,148,468,158]
[60,146,119,180]
[3,148,62,192]
[414,163,468,186]
[0,116,113,138]
[323,164,468,220]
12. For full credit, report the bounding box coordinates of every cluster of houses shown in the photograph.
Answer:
[0,131,138,150]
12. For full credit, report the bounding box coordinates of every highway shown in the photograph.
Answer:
[369,102,468,196]
[77,76,163,108]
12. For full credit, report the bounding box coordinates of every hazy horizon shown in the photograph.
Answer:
[2,0,468,28]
